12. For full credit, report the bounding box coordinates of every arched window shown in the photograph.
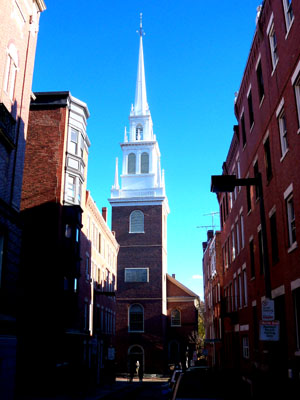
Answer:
[130,210,144,233]
[128,153,136,174]
[129,304,144,332]
[171,309,181,327]
[141,152,149,173]
[4,43,18,101]
[136,124,143,140]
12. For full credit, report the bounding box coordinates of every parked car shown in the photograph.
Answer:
[171,368,226,400]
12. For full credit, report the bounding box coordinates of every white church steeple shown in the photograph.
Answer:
[110,15,168,211]
[133,13,149,116]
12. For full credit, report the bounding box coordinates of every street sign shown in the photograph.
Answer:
[261,298,275,321]
[259,320,280,341]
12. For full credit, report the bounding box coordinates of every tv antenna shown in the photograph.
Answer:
[196,211,220,232]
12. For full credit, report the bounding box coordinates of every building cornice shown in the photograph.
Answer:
[35,0,46,12]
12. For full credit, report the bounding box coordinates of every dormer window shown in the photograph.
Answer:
[136,125,143,140]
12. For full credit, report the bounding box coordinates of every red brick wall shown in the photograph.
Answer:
[112,204,167,373]
[21,106,68,210]
[215,0,300,382]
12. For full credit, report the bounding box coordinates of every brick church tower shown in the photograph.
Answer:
[109,15,169,374]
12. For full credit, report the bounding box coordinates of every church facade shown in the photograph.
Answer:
[109,16,198,374]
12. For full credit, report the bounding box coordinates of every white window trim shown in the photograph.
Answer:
[284,183,293,199]
[129,210,144,233]
[282,0,294,37]
[267,15,279,72]
[278,109,289,160]
[124,267,149,283]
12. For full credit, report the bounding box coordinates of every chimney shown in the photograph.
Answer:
[102,207,107,222]
[172,274,176,279]
[207,230,214,241]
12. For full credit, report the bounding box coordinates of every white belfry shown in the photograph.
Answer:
[110,14,169,212]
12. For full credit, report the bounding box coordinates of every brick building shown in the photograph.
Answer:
[20,91,91,393]
[0,1,45,398]
[167,274,200,368]
[202,230,223,369]
[109,16,199,375]
[208,0,300,396]
[80,191,119,384]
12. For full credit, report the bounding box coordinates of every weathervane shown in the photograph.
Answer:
[137,13,145,36]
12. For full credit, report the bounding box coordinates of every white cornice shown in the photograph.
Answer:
[35,0,46,12]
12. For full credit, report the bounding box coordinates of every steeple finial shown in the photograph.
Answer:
[139,13,144,36]
[134,13,148,116]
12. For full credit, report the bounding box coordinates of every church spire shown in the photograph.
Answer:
[133,13,149,116]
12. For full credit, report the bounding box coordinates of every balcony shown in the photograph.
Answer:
[0,103,16,149]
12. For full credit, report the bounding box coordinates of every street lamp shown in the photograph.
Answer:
[211,173,271,299]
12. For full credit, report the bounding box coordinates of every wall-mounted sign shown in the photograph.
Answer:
[261,298,275,321]
[259,320,280,341]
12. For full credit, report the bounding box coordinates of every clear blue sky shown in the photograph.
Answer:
[32,0,262,299]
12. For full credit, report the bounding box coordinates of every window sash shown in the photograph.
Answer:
[279,112,288,156]
[269,26,278,69]
[294,78,300,128]
[141,152,149,173]
[130,210,144,233]
[287,195,296,246]
[283,0,294,30]
[129,307,144,332]
[128,153,136,174]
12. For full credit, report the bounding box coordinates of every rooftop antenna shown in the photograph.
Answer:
[203,212,219,229]
[196,211,220,233]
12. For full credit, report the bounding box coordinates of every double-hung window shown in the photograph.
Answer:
[129,304,144,332]
[247,88,254,129]
[67,175,76,202]
[263,136,273,181]
[286,194,296,247]
[267,15,279,71]
[69,129,79,155]
[291,63,300,131]
[269,209,279,264]
[282,0,294,33]
[242,336,250,359]
[256,59,265,103]
[284,184,296,249]
[277,102,288,158]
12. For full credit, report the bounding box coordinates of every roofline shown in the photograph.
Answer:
[166,273,199,298]
[31,91,90,118]
[35,0,47,12]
